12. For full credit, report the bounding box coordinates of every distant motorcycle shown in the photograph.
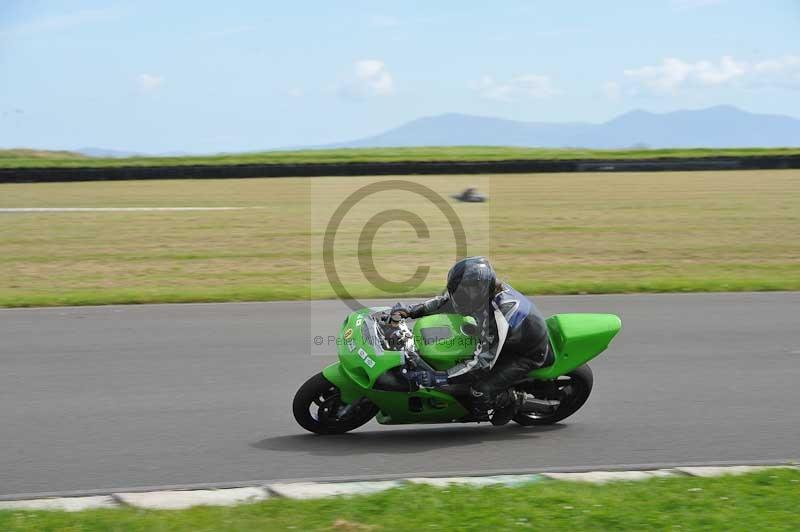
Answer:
[293,307,621,434]
[451,187,487,203]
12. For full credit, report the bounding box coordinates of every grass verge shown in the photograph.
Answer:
[2,146,800,168]
[1,469,799,531]
[0,278,797,308]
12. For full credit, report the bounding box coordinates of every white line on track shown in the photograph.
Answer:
[0,207,260,212]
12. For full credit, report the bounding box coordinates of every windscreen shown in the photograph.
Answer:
[360,314,384,354]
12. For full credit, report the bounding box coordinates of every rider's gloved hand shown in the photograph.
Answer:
[407,369,449,388]
[390,302,411,319]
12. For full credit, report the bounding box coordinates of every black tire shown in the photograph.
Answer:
[513,364,594,426]
[292,373,378,435]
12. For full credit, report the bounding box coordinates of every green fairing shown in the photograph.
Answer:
[334,309,404,390]
[322,362,468,424]
[323,310,468,423]
[321,309,620,425]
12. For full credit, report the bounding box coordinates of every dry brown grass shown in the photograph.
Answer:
[0,170,797,306]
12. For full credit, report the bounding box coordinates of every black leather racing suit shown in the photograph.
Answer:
[407,282,552,404]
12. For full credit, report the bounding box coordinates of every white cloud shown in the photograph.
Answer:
[0,7,125,36]
[355,60,394,94]
[138,74,164,92]
[471,74,559,102]
[338,60,394,100]
[286,87,304,98]
[623,56,747,92]
[752,55,800,89]
[617,55,800,95]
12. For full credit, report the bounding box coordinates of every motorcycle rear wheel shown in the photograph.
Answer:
[293,372,379,435]
[513,364,594,426]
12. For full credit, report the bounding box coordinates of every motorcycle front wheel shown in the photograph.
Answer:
[513,364,594,426]
[292,372,379,435]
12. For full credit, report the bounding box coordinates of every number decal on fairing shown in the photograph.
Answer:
[357,347,376,367]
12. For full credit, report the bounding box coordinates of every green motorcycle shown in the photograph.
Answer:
[293,307,621,434]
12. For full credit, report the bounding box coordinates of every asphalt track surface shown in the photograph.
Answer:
[1,293,799,498]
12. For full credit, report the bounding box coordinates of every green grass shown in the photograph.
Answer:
[2,146,800,168]
[0,276,796,309]
[1,469,799,531]
[1,170,798,307]
[0,148,89,164]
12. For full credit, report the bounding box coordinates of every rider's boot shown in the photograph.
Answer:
[469,387,491,420]
[490,390,522,426]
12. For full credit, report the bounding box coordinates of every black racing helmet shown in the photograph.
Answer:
[446,256,496,315]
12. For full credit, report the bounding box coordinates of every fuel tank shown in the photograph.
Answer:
[412,314,478,371]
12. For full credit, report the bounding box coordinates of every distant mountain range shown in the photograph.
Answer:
[331,105,800,149]
[72,106,800,157]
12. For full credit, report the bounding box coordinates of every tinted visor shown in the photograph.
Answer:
[449,282,486,314]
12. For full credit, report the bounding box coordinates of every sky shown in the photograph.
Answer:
[1,0,799,153]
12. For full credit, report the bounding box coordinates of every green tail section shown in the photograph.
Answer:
[530,313,622,379]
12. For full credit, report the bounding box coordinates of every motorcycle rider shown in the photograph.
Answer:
[396,256,553,425]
